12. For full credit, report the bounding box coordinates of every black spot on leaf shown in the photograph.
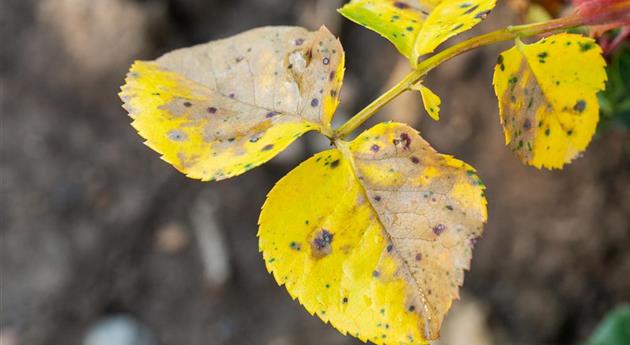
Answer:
[289,241,301,251]
[432,224,446,235]
[574,99,586,113]
[579,42,595,52]
[311,229,334,258]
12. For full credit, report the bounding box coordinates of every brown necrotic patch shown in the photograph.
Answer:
[311,229,333,258]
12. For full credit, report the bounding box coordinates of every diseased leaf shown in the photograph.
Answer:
[259,122,486,344]
[493,33,607,169]
[413,83,442,120]
[338,0,497,65]
[120,26,345,181]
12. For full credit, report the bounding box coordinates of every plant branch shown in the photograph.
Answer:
[334,3,630,140]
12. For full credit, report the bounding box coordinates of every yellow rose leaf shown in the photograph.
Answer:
[338,0,496,65]
[259,122,486,344]
[412,83,442,120]
[120,26,345,181]
[493,33,607,169]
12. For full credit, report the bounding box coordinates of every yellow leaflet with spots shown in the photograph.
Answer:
[120,26,345,181]
[338,0,496,66]
[412,83,442,120]
[259,122,486,344]
[493,33,607,169]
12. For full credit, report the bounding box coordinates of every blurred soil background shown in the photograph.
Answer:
[1,1,629,345]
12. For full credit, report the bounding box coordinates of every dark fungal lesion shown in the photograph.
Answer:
[311,229,333,258]
[573,99,586,113]
[578,41,595,52]
[167,129,188,142]
[289,241,301,251]
[393,1,410,9]
[265,111,280,118]
[432,223,446,235]
[393,132,412,150]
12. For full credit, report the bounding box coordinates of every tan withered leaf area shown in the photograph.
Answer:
[345,122,488,339]
[120,26,345,181]
[260,122,487,343]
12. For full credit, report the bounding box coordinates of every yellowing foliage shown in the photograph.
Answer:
[259,122,486,344]
[338,0,497,66]
[493,33,607,169]
[120,26,345,181]
[413,83,442,120]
